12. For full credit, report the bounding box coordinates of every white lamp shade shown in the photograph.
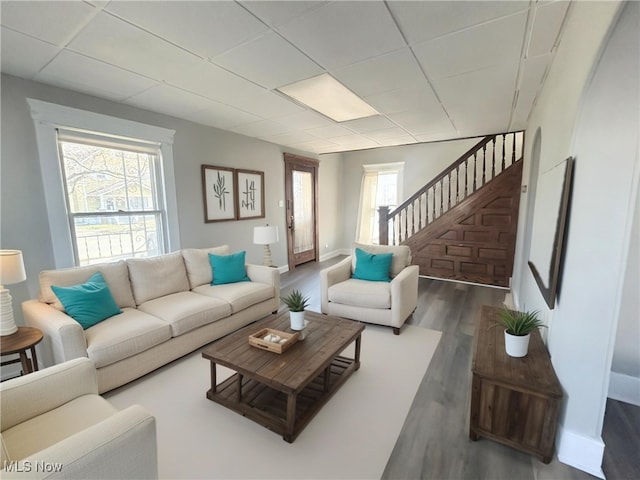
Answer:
[0,250,26,285]
[253,226,279,245]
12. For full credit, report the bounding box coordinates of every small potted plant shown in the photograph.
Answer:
[282,289,310,331]
[499,307,545,357]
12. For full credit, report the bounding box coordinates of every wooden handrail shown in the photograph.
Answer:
[388,135,496,218]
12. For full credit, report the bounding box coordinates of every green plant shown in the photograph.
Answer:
[499,307,545,336]
[282,289,310,312]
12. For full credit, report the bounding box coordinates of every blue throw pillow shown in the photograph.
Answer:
[209,251,250,285]
[51,272,122,329]
[352,248,393,282]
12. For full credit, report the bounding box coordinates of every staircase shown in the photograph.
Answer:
[379,132,524,287]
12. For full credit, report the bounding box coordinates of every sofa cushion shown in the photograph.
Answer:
[352,243,412,278]
[328,278,391,309]
[2,394,116,461]
[39,260,135,310]
[352,248,393,282]
[51,272,122,329]
[127,252,190,305]
[193,282,274,314]
[138,291,231,337]
[85,308,172,368]
[182,245,231,289]
[208,251,250,285]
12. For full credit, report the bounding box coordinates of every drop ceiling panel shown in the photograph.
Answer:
[274,110,334,131]
[387,109,455,136]
[212,31,324,89]
[413,11,528,80]
[239,1,326,28]
[105,1,268,59]
[305,124,355,139]
[0,27,60,78]
[277,1,406,69]
[182,102,262,130]
[36,50,157,101]
[0,0,98,46]
[527,1,570,57]
[228,119,291,138]
[364,127,412,142]
[125,84,215,118]
[364,87,443,116]
[67,12,202,81]
[333,48,428,98]
[388,1,529,46]
[511,54,551,128]
[340,115,399,134]
[260,130,318,145]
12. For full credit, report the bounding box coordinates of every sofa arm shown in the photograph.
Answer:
[22,300,88,368]
[0,358,98,432]
[320,256,353,313]
[1,405,157,480]
[390,265,419,328]
[246,264,280,309]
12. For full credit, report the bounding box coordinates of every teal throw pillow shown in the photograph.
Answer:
[209,251,250,285]
[352,248,393,282]
[51,272,122,329]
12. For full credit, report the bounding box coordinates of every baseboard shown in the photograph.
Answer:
[556,426,605,479]
[608,371,640,406]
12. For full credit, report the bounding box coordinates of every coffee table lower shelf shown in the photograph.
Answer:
[206,356,356,442]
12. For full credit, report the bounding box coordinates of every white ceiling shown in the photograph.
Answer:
[0,0,570,154]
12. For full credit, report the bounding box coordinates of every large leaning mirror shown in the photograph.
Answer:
[528,156,574,309]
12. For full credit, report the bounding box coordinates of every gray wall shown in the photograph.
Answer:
[510,1,637,475]
[0,73,344,324]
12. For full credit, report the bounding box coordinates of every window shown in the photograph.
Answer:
[57,130,166,265]
[356,163,404,244]
[28,99,179,268]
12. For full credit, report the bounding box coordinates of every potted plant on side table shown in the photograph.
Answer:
[282,289,310,331]
[499,307,545,357]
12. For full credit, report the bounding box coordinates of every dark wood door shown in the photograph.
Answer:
[284,153,319,270]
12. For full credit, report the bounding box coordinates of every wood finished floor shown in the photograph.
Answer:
[282,256,638,480]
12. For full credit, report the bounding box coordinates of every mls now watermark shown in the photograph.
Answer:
[3,460,64,473]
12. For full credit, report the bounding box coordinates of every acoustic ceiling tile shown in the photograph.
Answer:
[304,124,355,139]
[274,110,334,131]
[277,1,405,69]
[510,54,551,129]
[527,1,570,57]
[388,0,529,46]
[105,1,268,59]
[333,48,427,98]
[239,1,325,28]
[124,84,213,118]
[340,116,398,134]
[212,31,324,89]
[413,11,527,80]
[1,27,60,78]
[36,50,157,102]
[68,13,202,81]
[0,0,98,46]
[228,119,291,138]
[364,87,442,116]
[182,103,262,130]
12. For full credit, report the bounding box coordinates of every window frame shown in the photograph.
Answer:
[28,99,180,268]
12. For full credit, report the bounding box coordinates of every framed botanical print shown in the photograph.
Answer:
[236,169,265,220]
[202,165,237,222]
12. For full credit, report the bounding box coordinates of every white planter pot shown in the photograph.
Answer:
[504,330,530,357]
[290,311,305,331]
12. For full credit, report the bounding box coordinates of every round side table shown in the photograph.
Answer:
[0,327,44,375]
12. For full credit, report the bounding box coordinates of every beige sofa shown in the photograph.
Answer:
[1,357,157,479]
[320,243,419,334]
[22,246,279,393]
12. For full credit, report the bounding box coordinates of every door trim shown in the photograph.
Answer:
[284,153,319,271]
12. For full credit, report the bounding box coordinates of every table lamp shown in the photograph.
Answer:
[0,250,27,336]
[253,225,279,267]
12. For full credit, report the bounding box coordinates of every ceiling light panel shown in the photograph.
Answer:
[278,73,379,122]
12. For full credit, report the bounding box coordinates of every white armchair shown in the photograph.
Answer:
[0,358,157,479]
[320,243,419,334]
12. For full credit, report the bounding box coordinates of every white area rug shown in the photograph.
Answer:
[105,323,441,479]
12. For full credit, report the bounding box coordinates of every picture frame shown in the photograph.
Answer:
[236,169,265,220]
[202,165,237,222]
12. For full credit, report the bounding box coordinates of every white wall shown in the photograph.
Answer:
[334,137,480,246]
[0,74,344,324]
[511,1,638,477]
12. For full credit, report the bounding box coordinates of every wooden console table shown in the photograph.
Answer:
[469,305,563,463]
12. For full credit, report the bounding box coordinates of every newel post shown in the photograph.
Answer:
[378,206,390,245]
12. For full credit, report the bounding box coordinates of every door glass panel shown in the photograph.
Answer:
[293,170,314,254]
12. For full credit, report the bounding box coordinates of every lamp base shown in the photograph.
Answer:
[0,287,18,336]
[262,245,274,267]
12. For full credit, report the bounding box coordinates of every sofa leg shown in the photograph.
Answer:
[392,327,400,335]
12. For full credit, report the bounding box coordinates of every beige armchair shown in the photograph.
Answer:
[320,243,419,334]
[1,358,157,479]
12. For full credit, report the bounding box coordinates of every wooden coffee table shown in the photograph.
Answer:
[202,310,364,442]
